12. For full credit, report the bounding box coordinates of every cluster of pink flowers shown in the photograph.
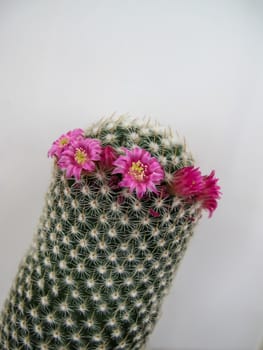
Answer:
[48,128,221,217]
[48,129,102,180]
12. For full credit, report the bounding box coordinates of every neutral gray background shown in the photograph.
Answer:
[0,0,263,349]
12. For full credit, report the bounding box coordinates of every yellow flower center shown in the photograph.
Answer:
[74,148,88,165]
[59,137,69,147]
[129,160,147,181]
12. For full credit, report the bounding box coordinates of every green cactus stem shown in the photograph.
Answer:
[0,116,204,350]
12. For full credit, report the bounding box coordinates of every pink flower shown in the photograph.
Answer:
[100,146,118,169]
[58,138,102,180]
[48,128,84,158]
[172,166,204,196]
[197,170,221,218]
[112,147,165,199]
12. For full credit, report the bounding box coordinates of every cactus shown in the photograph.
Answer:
[0,116,220,350]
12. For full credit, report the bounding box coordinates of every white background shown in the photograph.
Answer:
[0,1,263,349]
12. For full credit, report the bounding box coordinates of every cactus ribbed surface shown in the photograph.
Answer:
[0,116,204,350]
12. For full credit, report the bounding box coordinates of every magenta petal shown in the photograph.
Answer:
[172,166,204,197]
[65,165,74,178]
[197,170,221,217]
[101,146,118,169]
[83,161,95,172]
[72,167,82,180]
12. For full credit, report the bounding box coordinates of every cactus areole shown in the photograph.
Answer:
[0,116,221,350]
